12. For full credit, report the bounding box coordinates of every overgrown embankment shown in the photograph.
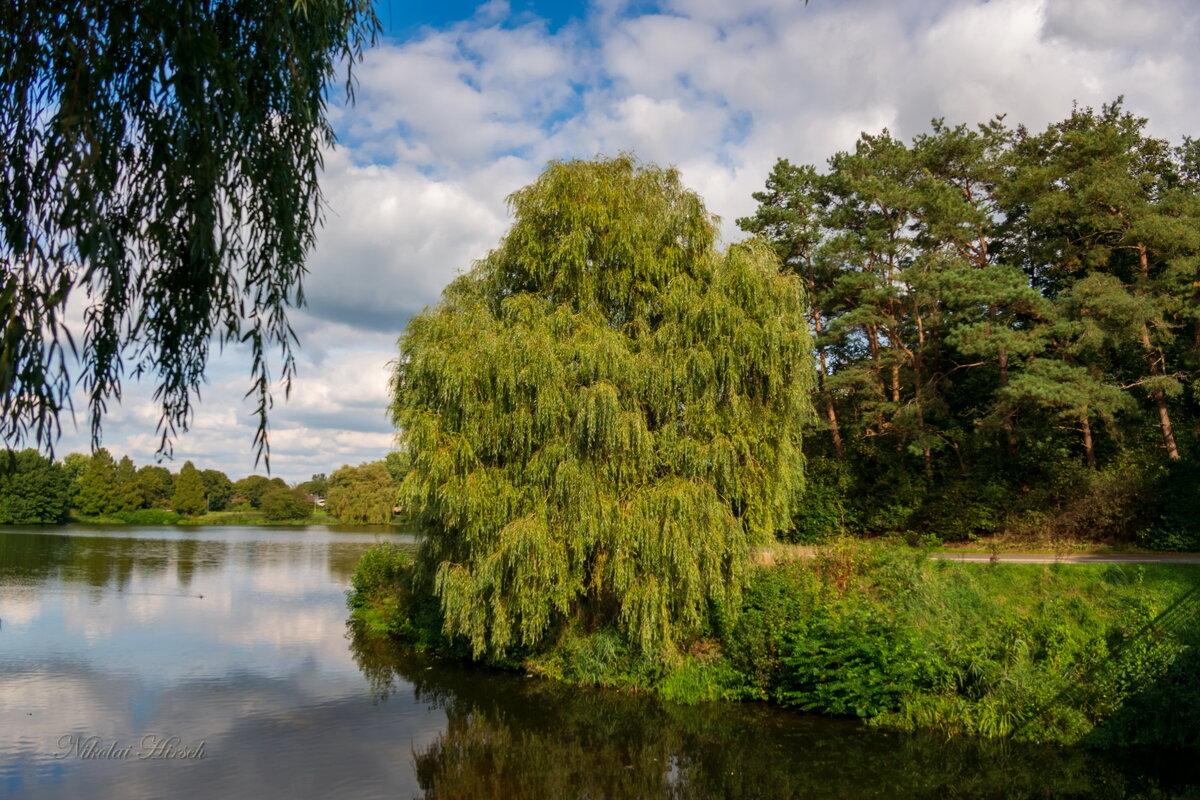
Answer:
[68,508,392,527]
[349,539,1200,748]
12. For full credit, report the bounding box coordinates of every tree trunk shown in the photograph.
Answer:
[911,355,933,479]
[825,393,844,457]
[1137,243,1180,461]
[950,438,967,477]
[911,314,933,478]
[813,308,844,458]
[1081,413,1096,469]
[1140,323,1180,461]
[866,324,887,401]
[997,348,1018,456]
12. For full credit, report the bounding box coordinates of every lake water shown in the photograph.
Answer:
[1,526,1197,799]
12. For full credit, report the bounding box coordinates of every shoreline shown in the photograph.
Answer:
[348,539,1200,748]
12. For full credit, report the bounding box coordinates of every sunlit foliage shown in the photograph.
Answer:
[326,461,397,524]
[171,461,206,515]
[741,101,1200,544]
[392,155,814,658]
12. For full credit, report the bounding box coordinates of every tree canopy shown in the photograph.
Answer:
[260,485,310,521]
[232,474,286,508]
[392,155,813,658]
[172,461,207,515]
[0,449,70,523]
[739,100,1200,543]
[74,447,120,516]
[0,0,378,464]
[326,461,396,524]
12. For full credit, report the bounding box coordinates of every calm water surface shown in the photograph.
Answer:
[1,526,1197,799]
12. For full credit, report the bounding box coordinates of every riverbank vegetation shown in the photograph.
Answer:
[349,538,1200,747]
[0,447,409,526]
[345,633,1196,799]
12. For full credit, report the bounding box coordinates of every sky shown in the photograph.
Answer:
[50,0,1200,484]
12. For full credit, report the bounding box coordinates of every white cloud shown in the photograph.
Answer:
[1042,0,1195,49]
[304,150,511,330]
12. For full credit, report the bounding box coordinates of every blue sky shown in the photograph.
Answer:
[377,0,586,38]
[52,0,1200,483]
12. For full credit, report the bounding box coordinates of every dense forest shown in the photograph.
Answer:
[739,101,1200,549]
[0,448,407,525]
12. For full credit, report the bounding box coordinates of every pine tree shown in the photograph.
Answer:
[740,103,1200,537]
[738,160,845,457]
[171,461,207,516]
[1008,102,1198,461]
[75,448,120,515]
[114,455,143,512]
[392,155,813,657]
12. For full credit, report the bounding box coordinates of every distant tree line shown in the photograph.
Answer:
[0,449,405,525]
[739,101,1200,547]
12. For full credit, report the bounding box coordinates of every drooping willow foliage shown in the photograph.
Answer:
[0,0,378,463]
[391,155,814,658]
[326,461,397,525]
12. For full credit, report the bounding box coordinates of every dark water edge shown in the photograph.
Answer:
[1,526,1198,799]
[351,632,1200,800]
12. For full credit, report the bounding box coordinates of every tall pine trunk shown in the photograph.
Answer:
[1081,413,1097,469]
[812,308,844,458]
[1137,243,1180,460]
[997,345,1018,457]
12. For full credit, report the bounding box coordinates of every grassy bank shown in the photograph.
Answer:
[70,508,362,526]
[349,539,1200,747]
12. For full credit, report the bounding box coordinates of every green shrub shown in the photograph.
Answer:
[347,543,454,649]
[722,541,1200,743]
[1139,456,1200,551]
[524,628,750,703]
[528,629,658,688]
[349,532,1200,745]
[914,480,1007,541]
[776,601,935,717]
[349,544,411,606]
[260,486,310,521]
[1089,637,1200,748]
[786,457,848,543]
[723,562,814,690]
[113,508,182,525]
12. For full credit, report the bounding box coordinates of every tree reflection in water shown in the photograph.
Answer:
[346,625,1200,800]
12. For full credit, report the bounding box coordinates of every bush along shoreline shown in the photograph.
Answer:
[65,509,401,528]
[348,538,1200,749]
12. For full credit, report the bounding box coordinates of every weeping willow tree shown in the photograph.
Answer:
[1,0,378,463]
[391,155,813,658]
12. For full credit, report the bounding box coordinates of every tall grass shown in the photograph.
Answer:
[723,540,1200,744]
